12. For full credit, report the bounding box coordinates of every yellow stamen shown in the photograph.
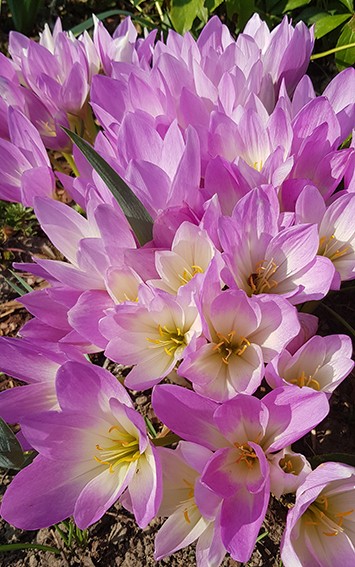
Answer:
[318,234,350,262]
[93,426,140,473]
[213,332,250,364]
[146,324,186,357]
[304,493,354,537]
[184,509,191,523]
[234,442,258,469]
[248,259,278,295]
[178,264,204,285]
[289,370,321,391]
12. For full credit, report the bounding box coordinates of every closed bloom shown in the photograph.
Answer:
[0,361,162,530]
[281,462,355,567]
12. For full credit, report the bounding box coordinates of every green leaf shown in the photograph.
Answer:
[7,0,43,34]
[283,0,311,12]
[310,453,355,468]
[9,270,34,293]
[338,0,354,12]
[70,9,169,36]
[336,15,355,69]
[169,0,207,34]
[0,418,24,470]
[226,0,256,30]
[204,0,224,12]
[315,13,351,39]
[63,129,153,246]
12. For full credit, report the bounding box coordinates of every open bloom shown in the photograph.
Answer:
[265,334,354,395]
[220,187,335,304]
[281,462,355,567]
[0,361,161,530]
[179,287,300,401]
[101,286,202,390]
[153,384,329,563]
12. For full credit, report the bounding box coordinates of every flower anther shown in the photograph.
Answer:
[318,235,350,262]
[94,425,140,473]
[304,494,354,537]
[178,265,204,285]
[248,259,278,295]
[234,442,259,470]
[146,325,187,357]
[213,331,251,364]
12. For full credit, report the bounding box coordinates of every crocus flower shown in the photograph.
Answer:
[155,441,226,566]
[153,384,329,563]
[295,187,355,283]
[0,361,162,530]
[220,187,335,304]
[179,287,300,401]
[100,286,202,390]
[281,462,355,567]
[265,334,354,395]
[0,107,55,206]
[0,337,79,424]
[148,221,217,293]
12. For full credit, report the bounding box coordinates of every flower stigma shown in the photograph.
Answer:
[94,425,140,473]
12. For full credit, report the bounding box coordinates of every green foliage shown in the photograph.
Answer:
[310,453,355,468]
[6,0,43,34]
[63,128,153,246]
[0,543,60,555]
[314,13,351,38]
[169,0,207,34]
[0,417,24,470]
[55,519,88,548]
[335,14,355,68]
[0,202,37,239]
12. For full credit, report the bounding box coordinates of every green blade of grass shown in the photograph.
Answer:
[0,543,60,555]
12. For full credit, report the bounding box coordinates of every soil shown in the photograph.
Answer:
[1,1,355,566]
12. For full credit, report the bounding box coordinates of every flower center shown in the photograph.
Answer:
[213,331,250,364]
[234,442,258,469]
[279,456,296,474]
[304,495,354,537]
[146,325,186,357]
[94,425,140,473]
[178,264,204,285]
[181,479,196,523]
[248,259,278,295]
[289,370,321,391]
[318,234,350,262]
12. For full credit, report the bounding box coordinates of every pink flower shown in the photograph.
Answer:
[266,334,354,395]
[0,361,162,530]
[281,462,355,567]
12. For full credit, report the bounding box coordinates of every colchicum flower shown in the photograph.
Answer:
[0,361,162,530]
[281,462,355,567]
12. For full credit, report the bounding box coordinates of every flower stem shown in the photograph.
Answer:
[311,42,355,60]
[62,153,80,177]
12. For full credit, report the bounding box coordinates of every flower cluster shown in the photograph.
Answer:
[0,13,355,566]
